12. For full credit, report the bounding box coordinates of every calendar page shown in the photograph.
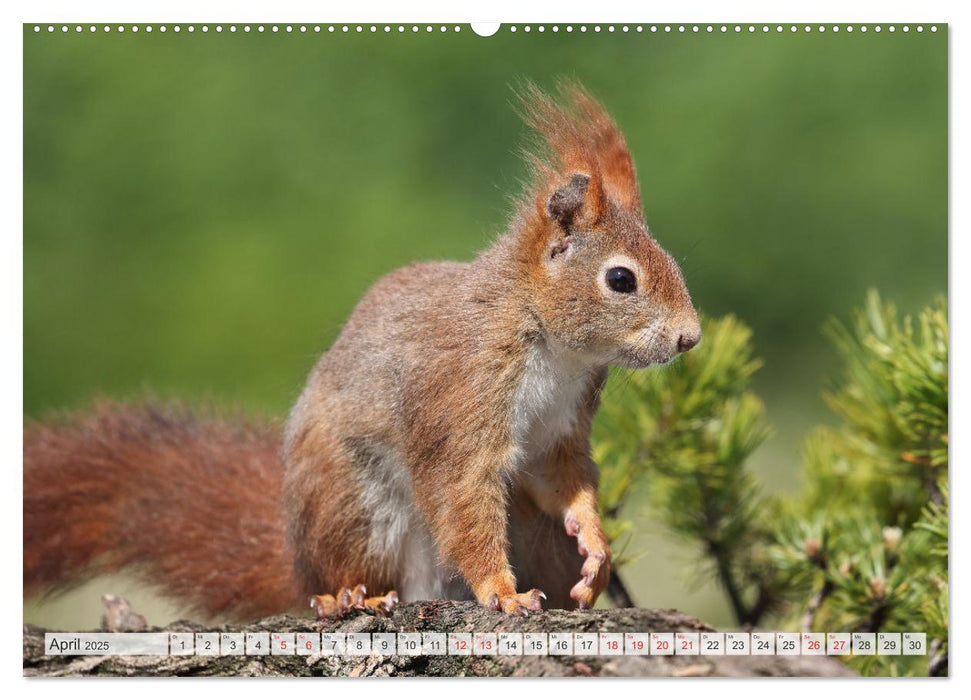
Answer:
[21,6,949,682]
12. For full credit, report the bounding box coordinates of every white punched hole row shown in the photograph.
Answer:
[32,24,467,34]
[31,24,940,35]
[506,24,939,34]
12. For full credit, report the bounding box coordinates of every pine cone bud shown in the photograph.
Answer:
[868,576,888,601]
[882,526,902,554]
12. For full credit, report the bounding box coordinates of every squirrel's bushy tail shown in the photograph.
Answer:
[24,401,301,621]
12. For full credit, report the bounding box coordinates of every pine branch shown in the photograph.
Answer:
[591,293,947,676]
[927,638,947,677]
[801,579,835,634]
[606,570,636,608]
[706,539,750,626]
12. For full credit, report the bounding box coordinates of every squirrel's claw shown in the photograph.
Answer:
[493,588,546,615]
[364,590,399,617]
[349,584,367,609]
[310,593,343,619]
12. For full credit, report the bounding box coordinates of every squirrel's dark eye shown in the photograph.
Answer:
[605,267,637,294]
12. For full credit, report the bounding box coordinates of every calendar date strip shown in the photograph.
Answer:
[43,630,927,657]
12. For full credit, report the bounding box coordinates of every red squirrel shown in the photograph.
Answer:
[24,83,700,621]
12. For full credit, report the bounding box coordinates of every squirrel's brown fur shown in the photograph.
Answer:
[23,83,700,620]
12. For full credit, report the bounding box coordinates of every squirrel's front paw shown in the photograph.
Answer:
[488,589,546,615]
[569,550,610,609]
[564,513,611,609]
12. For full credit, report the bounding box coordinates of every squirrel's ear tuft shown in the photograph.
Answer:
[515,80,642,220]
[546,174,590,229]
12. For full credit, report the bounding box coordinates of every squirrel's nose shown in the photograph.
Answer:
[677,327,701,354]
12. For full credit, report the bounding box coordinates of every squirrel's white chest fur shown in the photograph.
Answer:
[510,339,591,465]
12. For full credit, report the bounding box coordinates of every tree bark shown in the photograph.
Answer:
[23,601,855,677]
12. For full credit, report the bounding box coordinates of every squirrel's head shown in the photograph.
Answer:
[513,82,700,368]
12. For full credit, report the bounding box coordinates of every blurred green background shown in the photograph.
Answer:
[24,25,946,629]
